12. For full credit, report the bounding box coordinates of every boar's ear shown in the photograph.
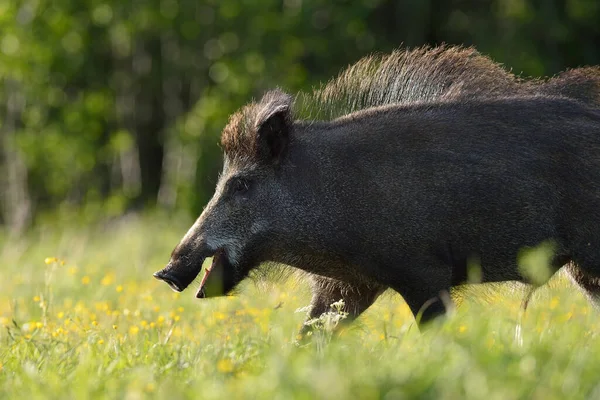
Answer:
[254,90,293,164]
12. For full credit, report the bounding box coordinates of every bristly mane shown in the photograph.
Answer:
[294,45,524,121]
[294,44,600,121]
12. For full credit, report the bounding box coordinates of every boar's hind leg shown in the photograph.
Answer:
[565,263,600,310]
[298,275,385,339]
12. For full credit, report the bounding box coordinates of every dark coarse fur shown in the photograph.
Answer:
[155,45,600,335]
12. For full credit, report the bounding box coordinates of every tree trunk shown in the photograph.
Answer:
[133,36,165,207]
[0,80,32,234]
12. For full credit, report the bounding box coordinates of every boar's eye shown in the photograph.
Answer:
[232,178,250,195]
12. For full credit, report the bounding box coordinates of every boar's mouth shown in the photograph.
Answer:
[153,248,233,297]
[194,249,230,298]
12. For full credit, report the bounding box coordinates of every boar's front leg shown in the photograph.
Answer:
[298,275,385,340]
[390,259,453,326]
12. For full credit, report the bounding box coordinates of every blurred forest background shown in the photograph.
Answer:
[1,0,599,233]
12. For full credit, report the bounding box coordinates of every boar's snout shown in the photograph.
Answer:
[153,238,215,293]
[153,257,204,292]
[153,267,188,292]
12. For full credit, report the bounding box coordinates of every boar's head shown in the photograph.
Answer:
[154,90,295,298]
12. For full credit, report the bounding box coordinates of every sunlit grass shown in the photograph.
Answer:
[1,214,600,399]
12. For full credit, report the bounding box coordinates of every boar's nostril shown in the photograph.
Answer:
[153,270,184,292]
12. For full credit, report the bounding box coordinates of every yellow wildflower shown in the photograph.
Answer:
[97,339,104,345]
[81,276,91,285]
[216,359,234,373]
[116,285,123,293]
[44,257,58,265]
[564,311,573,321]
[213,312,226,321]
[100,274,114,286]
[129,326,139,335]
[33,296,41,302]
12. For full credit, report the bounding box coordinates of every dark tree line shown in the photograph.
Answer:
[1,0,599,231]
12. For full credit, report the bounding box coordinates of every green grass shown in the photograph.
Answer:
[1,214,600,399]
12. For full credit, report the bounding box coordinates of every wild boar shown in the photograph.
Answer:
[154,46,600,331]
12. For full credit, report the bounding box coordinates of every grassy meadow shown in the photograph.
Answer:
[1,214,600,399]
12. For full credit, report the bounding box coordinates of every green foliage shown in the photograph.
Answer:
[518,241,556,286]
[1,1,599,226]
[1,217,600,399]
